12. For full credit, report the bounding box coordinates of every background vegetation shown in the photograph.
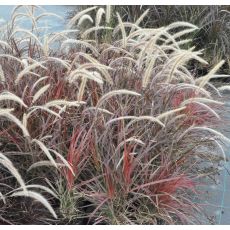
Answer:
[73,5,230,75]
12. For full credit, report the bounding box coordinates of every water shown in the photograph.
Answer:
[198,93,230,225]
[0,5,75,32]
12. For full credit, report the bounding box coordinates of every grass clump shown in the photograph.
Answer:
[0,5,229,224]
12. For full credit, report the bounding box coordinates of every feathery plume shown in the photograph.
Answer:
[11,191,57,219]
[84,107,114,115]
[77,14,93,27]
[127,116,165,128]
[0,54,23,64]
[106,116,137,126]
[197,60,225,88]
[106,5,111,24]
[14,184,58,199]
[166,21,198,31]
[0,109,30,137]
[116,12,126,47]
[142,57,157,88]
[45,57,70,69]
[32,139,57,168]
[0,65,5,83]
[0,40,11,50]
[27,106,62,120]
[0,152,27,191]
[27,161,65,172]
[48,149,75,176]
[77,77,87,101]
[32,84,50,103]
[0,192,6,204]
[44,100,86,108]
[218,85,230,91]
[131,9,149,33]
[181,97,224,106]
[157,107,186,120]
[10,28,43,47]
[0,91,28,107]
[67,6,97,28]
[15,62,47,85]
[96,8,105,27]
[97,90,141,108]
[61,39,99,55]
[31,76,49,92]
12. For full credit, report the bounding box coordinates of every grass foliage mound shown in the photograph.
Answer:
[0,5,229,224]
